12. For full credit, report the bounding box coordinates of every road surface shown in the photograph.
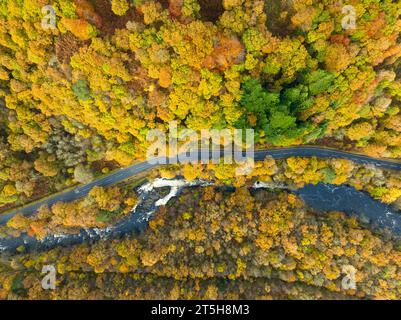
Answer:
[1,146,400,223]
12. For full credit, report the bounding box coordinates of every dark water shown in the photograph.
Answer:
[1,183,400,255]
[294,183,401,235]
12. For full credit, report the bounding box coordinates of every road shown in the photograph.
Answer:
[1,146,400,224]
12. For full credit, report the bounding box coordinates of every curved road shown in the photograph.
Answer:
[1,146,400,223]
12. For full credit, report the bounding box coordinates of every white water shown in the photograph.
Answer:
[138,178,214,208]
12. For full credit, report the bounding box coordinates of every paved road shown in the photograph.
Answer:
[1,146,400,223]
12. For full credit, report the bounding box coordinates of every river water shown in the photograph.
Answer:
[294,183,401,234]
[0,181,400,255]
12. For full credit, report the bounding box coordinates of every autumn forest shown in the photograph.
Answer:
[0,0,401,301]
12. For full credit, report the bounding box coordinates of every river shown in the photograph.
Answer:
[0,179,400,255]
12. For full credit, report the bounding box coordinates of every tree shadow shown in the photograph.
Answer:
[90,0,143,36]
[264,0,295,37]
[198,0,224,22]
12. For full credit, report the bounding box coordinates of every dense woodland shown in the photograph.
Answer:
[1,0,401,209]
[1,0,401,300]
[1,188,400,299]
[1,184,137,239]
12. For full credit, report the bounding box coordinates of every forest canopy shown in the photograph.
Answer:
[1,0,401,301]
[1,1,401,213]
[1,188,400,300]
